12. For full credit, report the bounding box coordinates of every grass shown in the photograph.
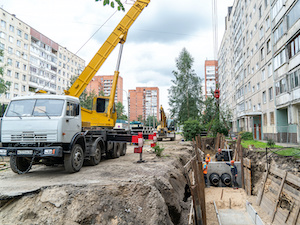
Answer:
[241,140,283,149]
[242,140,300,158]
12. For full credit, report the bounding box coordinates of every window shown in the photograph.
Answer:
[261,47,265,59]
[270,112,275,125]
[9,36,13,43]
[1,20,6,28]
[287,0,300,29]
[66,102,80,116]
[287,33,300,59]
[258,103,261,110]
[24,33,28,40]
[257,82,260,90]
[267,39,271,53]
[17,40,21,47]
[22,74,26,81]
[256,63,259,70]
[262,69,266,81]
[7,70,12,77]
[259,5,262,18]
[268,64,272,77]
[17,29,22,36]
[14,83,19,90]
[260,26,264,39]
[15,72,19,79]
[0,31,6,39]
[289,70,299,89]
[265,17,270,30]
[264,0,268,8]
[262,91,266,103]
[9,25,14,32]
[252,86,255,92]
[24,44,28,50]
[263,113,267,125]
[274,22,284,43]
[23,64,27,71]
[272,0,284,19]
[16,50,20,57]
[8,47,13,54]
[269,87,273,100]
[274,49,286,70]
[22,85,26,92]
[7,58,12,66]
[15,61,20,68]
[253,105,256,111]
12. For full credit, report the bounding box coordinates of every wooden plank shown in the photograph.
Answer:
[243,158,251,168]
[261,196,274,215]
[256,165,270,205]
[292,204,300,225]
[271,171,288,222]
[190,186,203,225]
[196,160,207,225]
[270,167,300,187]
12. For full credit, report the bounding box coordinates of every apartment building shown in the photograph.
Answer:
[57,46,85,94]
[85,75,123,103]
[128,87,159,122]
[204,60,218,98]
[0,10,31,103]
[219,0,300,143]
[0,7,85,104]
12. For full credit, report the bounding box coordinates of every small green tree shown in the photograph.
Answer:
[116,101,127,120]
[137,115,142,122]
[182,119,203,141]
[145,115,158,127]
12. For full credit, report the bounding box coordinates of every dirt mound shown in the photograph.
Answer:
[244,149,300,195]
[0,141,192,225]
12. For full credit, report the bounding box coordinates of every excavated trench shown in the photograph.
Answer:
[0,142,193,225]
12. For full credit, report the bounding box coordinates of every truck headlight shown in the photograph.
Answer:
[44,149,55,155]
[0,149,7,156]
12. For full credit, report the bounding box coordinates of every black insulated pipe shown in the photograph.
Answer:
[209,173,220,187]
[221,173,231,186]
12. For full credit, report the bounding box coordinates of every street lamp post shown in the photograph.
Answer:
[123,90,130,131]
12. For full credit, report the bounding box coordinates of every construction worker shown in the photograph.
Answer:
[215,148,224,161]
[226,160,238,189]
[205,154,211,162]
[203,159,209,186]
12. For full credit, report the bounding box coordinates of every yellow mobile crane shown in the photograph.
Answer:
[157,106,176,141]
[65,0,150,128]
[0,0,150,174]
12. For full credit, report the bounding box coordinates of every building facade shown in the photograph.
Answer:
[0,8,85,105]
[219,0,300,143]
[204,60,218,98]
[85,75,123,103]
[128,87,159,122]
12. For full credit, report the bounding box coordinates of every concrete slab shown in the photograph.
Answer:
[219,209,255,225]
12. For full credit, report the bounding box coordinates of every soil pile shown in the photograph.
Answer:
[0,140,193,225]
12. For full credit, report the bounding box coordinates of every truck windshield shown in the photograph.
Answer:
[6,99,64,117]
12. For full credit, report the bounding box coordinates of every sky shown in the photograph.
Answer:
[1,0,234,114]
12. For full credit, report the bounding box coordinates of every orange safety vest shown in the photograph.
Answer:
[203,163,208,174]
[205,157,211,162]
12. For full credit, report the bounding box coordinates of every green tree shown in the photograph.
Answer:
[145,115,158,127]
[116,101,127,120]
[182,119,203,141]
[95,0,125,11]
[168,48,203,124]
[0,50,11,95]
[137,115,142,122]
[80,90,97,110]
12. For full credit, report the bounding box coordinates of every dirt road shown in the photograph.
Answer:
[0,139,193,225]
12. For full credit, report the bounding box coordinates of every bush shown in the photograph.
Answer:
[183,119,203,141]
[152,143,164,157]
[267,138,275,147]
[239,131,253,140]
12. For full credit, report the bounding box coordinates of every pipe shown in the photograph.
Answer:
[209,173,220,187]
[221,173,231,186]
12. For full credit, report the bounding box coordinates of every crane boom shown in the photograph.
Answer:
[65,0,150,98]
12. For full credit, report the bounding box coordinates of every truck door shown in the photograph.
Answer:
[62,102,81,142]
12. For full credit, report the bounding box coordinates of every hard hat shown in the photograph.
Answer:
[231,160,234,164]
[207,154,210,157]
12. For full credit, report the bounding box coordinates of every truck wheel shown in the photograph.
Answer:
[64,144,84,173]
[112,142,121,158]
[170,137,175,141]
[10,156,31,174]
[120,143,127,156]
[88,144,101,166]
